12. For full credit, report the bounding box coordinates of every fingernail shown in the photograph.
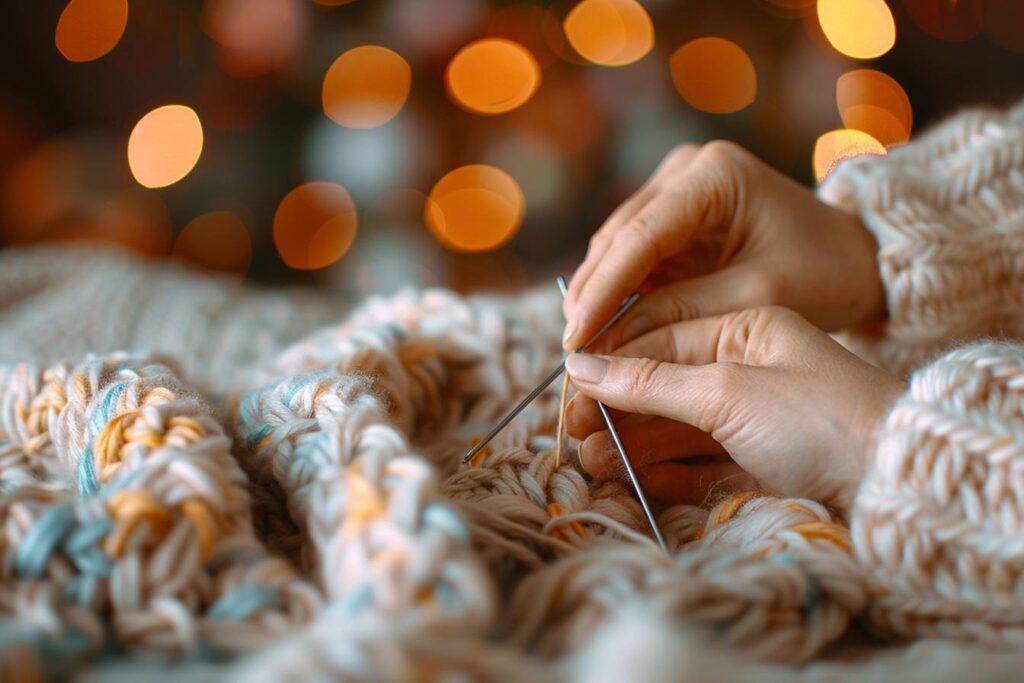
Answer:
[562,319,578,347]
[566,353,610,384]
[621,314,652,342]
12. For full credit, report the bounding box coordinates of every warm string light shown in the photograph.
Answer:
[446,39,542,114]
[836,69,912,147]
[203,0,308,77]
[322,46,412,129]
[273,181,358,270]
[670,38,757,114]
[813,128,886,182]
[425,165,525,253]
[127,105,204,189]
[55,0,128,62]
[563,0,654,66]
[816,0,895,59]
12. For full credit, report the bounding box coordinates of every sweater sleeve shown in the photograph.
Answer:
[851,340,1024,644]
[818,99,1024,377]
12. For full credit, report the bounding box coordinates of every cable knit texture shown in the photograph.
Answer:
[820,99,1024,377]
[0,99,1023,681]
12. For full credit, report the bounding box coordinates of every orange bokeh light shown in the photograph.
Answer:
[203,0,306,77]
[425,165,525,253]
[836,69,912,147]
[446,39,541,115]
[563,0,654,66]
[816,0,895,59]
[670,38,757,114]
[813,128,886,183]
[274,181,357,269]
[322,46,412,129]
[127,105,204,189]
[172,211,252,276]
[55,0,128,62]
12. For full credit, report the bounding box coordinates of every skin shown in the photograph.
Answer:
[562,142,905,514]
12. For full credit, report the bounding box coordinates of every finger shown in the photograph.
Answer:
[590,267,765,353]
[563,145,701,340]
[565,352,753,435]
[614,306,815,369]
[580,417,724,480]
[564,175,726,351]
[639,460,755,505]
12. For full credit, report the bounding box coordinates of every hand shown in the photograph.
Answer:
[561,141,886,352]
[565,306,905,512]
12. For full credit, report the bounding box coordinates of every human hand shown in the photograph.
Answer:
[565,306,905,513]
[561,141,886,352]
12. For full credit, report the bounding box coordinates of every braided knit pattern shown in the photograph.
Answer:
[0,355,319,679]
[820,99,1024,377]
[0,285,869,680]
[853,341,1024,644]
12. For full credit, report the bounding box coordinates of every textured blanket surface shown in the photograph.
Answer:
[0,244,1015,682]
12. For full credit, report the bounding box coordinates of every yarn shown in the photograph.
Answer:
[0,283,870,680]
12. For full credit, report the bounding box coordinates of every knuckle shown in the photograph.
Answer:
[666,143,700,167]
[619,217,660,258]
[625,358,664,396]
[667,295,702,322]
[699,140,745,167]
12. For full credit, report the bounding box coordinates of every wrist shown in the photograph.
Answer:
[842,210,888,328]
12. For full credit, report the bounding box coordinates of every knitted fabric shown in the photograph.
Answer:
[820,98,1024,378]
[0,99,1022,681]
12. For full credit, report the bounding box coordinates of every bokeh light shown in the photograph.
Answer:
[127,105,204,189]
[836,69,912,147]
[446,39,541,115]
[816,0,895,59]
[55,0,128,63]
[322,46,411,129]
[203,0,308,77]
[670,38,757,114]
[1,134,172,255]
[425,165,525,253]
[903,0,982,42]
[273,181,357,269]
[172,211,252,276]
[563,0,655,67]
[813,128,886,182]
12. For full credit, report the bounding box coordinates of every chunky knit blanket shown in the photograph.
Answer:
[1,99,1023,682]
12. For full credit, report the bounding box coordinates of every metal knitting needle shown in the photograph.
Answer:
[461,291,641,465]
[556,276,669,555]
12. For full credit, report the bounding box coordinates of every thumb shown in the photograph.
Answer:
[564,353,748,435]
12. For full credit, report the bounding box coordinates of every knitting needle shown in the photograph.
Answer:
[556,276,669,555]
[461,291,641,465]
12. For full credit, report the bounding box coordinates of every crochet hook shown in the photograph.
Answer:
[461,290,640,465]
[556,276,669,555]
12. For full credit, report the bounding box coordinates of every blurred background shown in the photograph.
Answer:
[1,0,1022,294]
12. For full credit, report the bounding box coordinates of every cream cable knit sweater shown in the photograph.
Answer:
[820,98,1024,643]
